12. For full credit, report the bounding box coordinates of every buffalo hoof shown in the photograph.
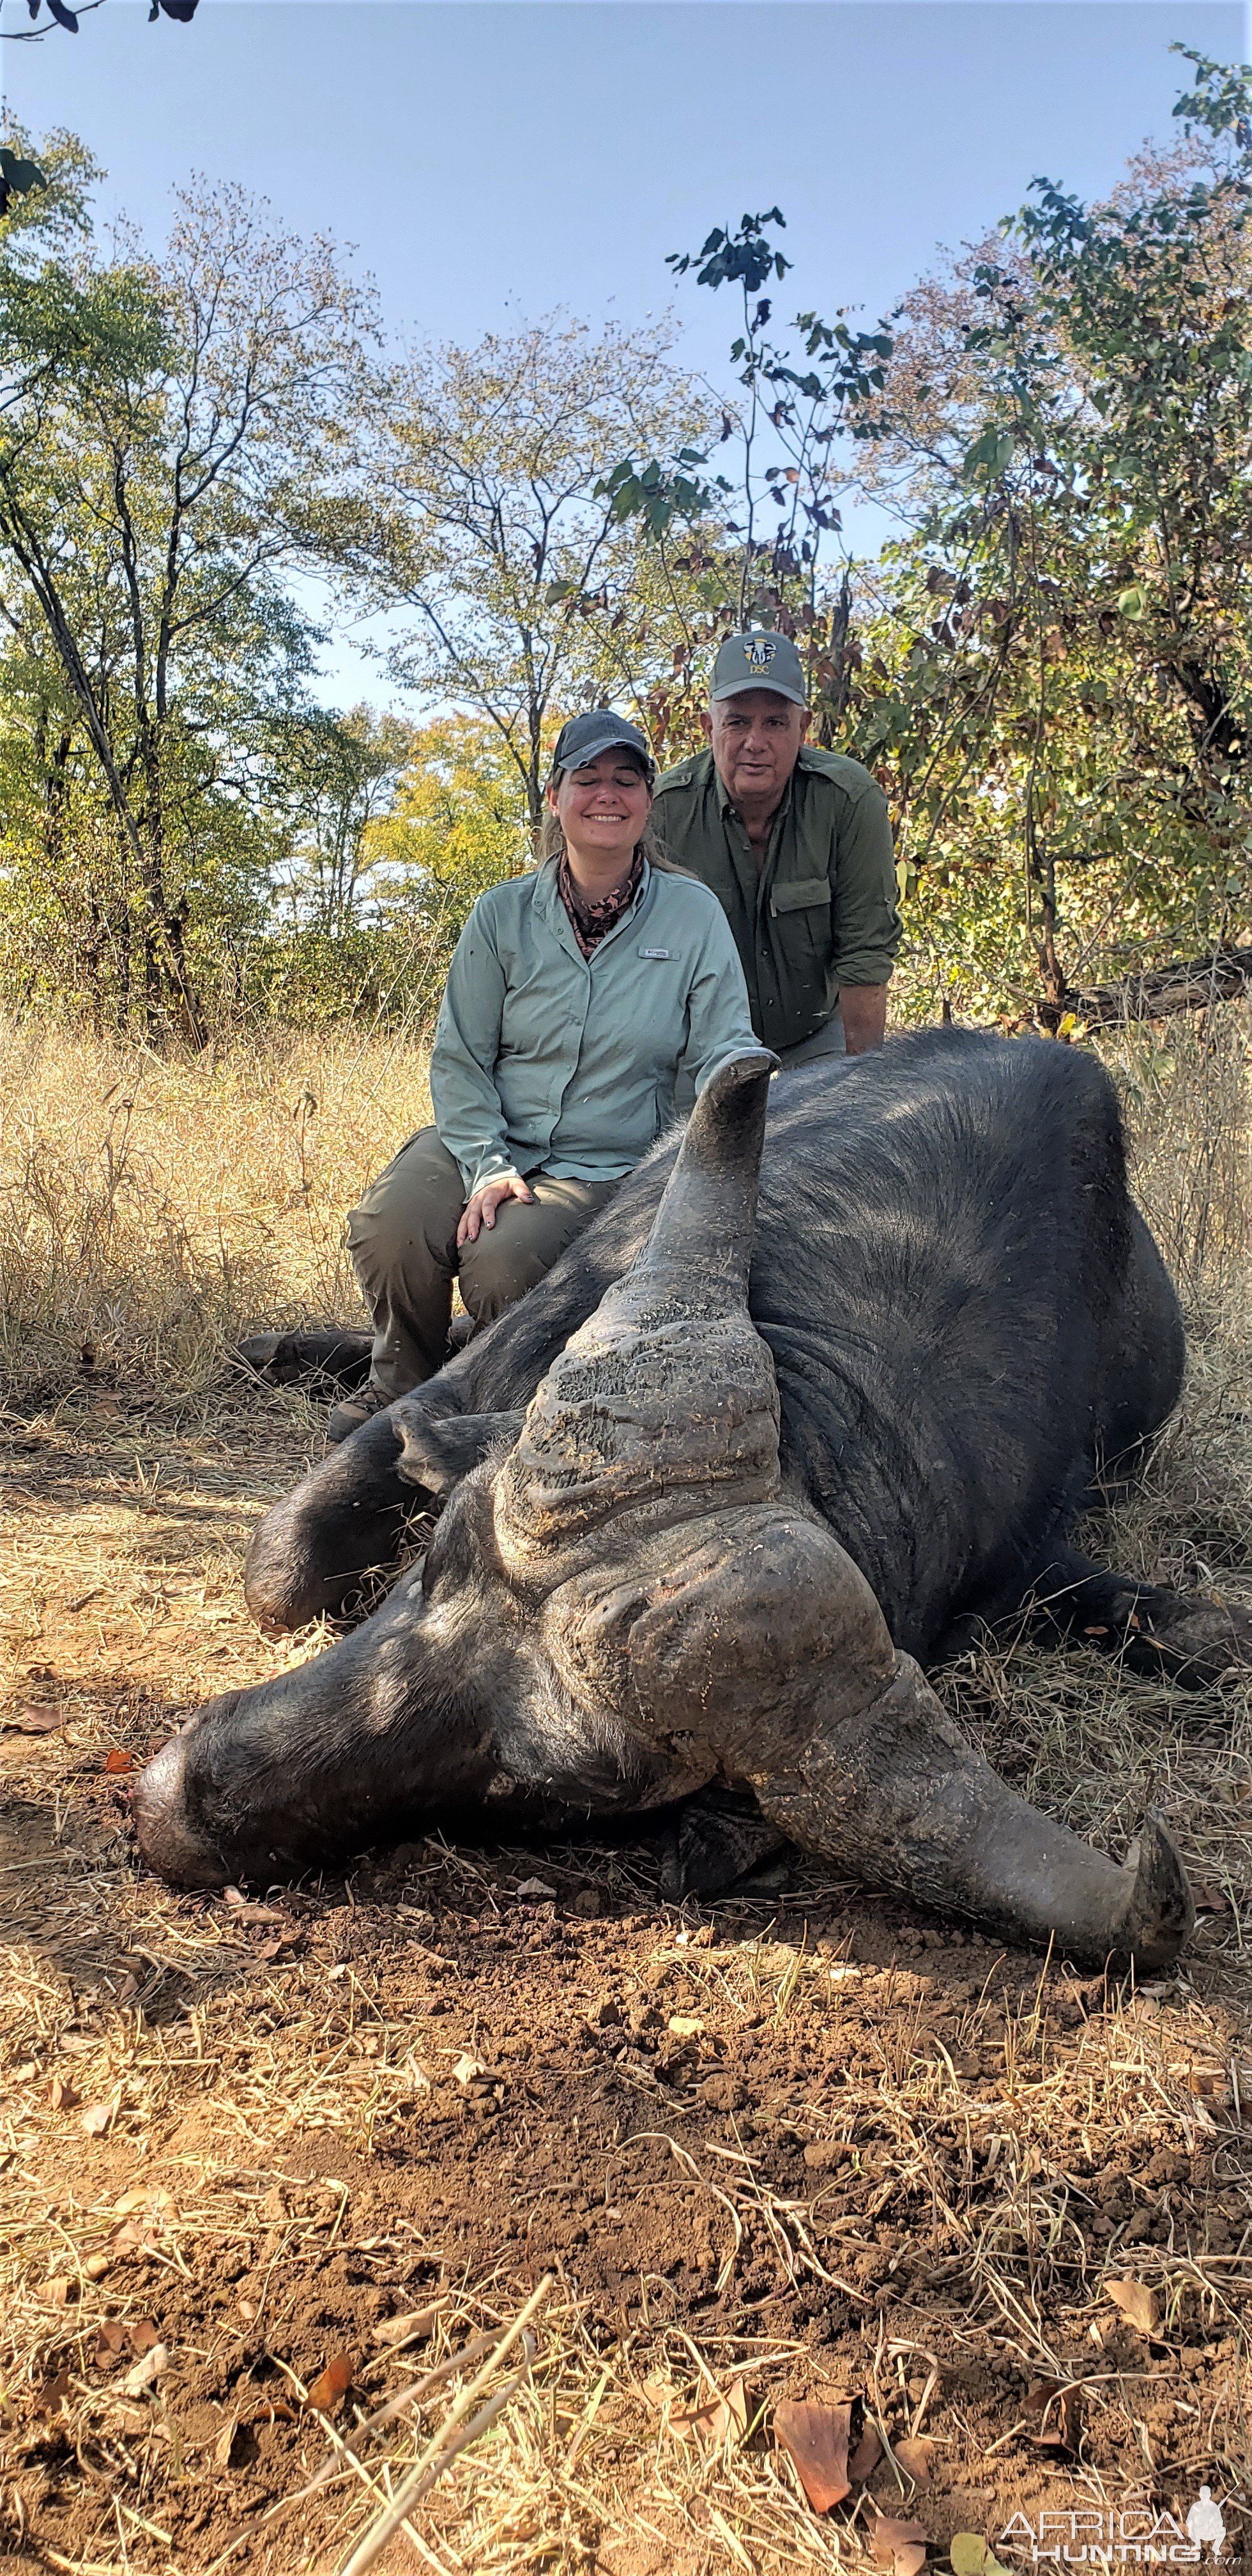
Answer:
[1123,1600,1252,1691]
[234,1330,372,1393]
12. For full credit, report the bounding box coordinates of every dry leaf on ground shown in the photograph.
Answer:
[895,2435,934,2481]
[850,2419,883,2480]
[1023,2378,1081,2451]
[3,1705,64,1732]
[307,2352,355,2410]
[120,2342,167,2398]
[515,1877,556,1899]
[103,1748,135,1773]
[873,2513,928,2576]
[950,2537,1014,2576]
[48,2076,79,2114]
[372,2303,445,2350]
[80,2102,112,2136]
[673,2376,749,2447]
[775,2396,855,2511]
[1104,2278,1159,2336]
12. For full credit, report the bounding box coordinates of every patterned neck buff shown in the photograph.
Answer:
[557,848,644,958]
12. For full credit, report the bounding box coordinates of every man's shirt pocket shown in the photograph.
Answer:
[769,877,831,917]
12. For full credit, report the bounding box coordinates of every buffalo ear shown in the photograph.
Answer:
[396,1408,525,1497]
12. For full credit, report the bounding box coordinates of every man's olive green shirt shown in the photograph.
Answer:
[652,744,901,1055]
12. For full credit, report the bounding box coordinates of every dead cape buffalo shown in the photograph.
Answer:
[134,1029,1251,1968]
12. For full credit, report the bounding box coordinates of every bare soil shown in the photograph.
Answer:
[3,1384,1251,2575]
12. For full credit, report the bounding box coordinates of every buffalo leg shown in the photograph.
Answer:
[1032,1548,1252,1690]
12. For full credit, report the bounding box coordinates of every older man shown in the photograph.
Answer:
[652,631,901,1060]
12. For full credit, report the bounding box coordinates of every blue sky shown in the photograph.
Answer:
[6,0,1245,706]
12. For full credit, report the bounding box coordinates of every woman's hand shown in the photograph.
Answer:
[457,1173,535,1248]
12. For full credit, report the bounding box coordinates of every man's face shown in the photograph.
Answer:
[704,689,809,809]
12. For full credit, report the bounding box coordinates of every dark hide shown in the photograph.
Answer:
[246,1029,1186,1660]
[132,1033,1246,1966]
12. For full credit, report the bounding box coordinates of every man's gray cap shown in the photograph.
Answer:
[712,631,808,708]
[551,710,656,782]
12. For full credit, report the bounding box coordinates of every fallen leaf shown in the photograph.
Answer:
[222,1892,284,1925]
[84,2253,111,2282]
[213,2413,243,2469]
[104,1749,135,1774]
[307,2352,355,2411]
[873,2515,928,2576]
[49,2076,79,2113]
[3,1705,65,1733]
[1191,1883,1231,1914]
[1104,2278,1158,2336]
[80,2101,112,2136]
[114,2183,176,2220]
[515,1876,556,1899]
[128,2318,160,2356]
[43,2277,71,2310]
[119,2342,167,2398]
[452,2053,487,2085]
[95,2322,129,2366]
[371,2301,446,2350]
[775,2396,854,2512]
[667,2014,705,2038]
[950,2537,1014,2576]
[896,2435,934,2481]
[256,1929,303,1961]
[673,2375,749,2447]
[1023,2379,1081,2451]
[849,2420,883,2481]
[34,2369,73,2416]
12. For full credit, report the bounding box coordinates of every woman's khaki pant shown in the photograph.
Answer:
[346,1126,618,1397]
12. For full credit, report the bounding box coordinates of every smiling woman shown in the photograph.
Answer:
[329,709,759,1440]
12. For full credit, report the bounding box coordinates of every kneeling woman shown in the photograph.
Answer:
[331,710,758,1438]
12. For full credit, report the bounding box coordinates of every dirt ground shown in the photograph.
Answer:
[3,1372,1252,2576]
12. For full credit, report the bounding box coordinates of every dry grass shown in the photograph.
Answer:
[1,1004,1251,2575]
[0,1020,430,1402]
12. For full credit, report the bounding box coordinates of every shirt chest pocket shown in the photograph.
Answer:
[769,875,832,969]
[769,875,830,919]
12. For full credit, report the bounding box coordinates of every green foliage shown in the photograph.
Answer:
[839,50,1252,1016]
[0,144,377,1037]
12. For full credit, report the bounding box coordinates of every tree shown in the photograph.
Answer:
[360,712,528,973]
[2,0,196,40]
[326,317,715,838]
[596,210,894,751]
[0,146,377,1035]
[266,705,415,939]
[839,48,1252,1020]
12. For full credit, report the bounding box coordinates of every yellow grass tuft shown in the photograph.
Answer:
[0,1020,430,1402]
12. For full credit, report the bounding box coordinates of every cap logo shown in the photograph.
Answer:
[743,636,779,670]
